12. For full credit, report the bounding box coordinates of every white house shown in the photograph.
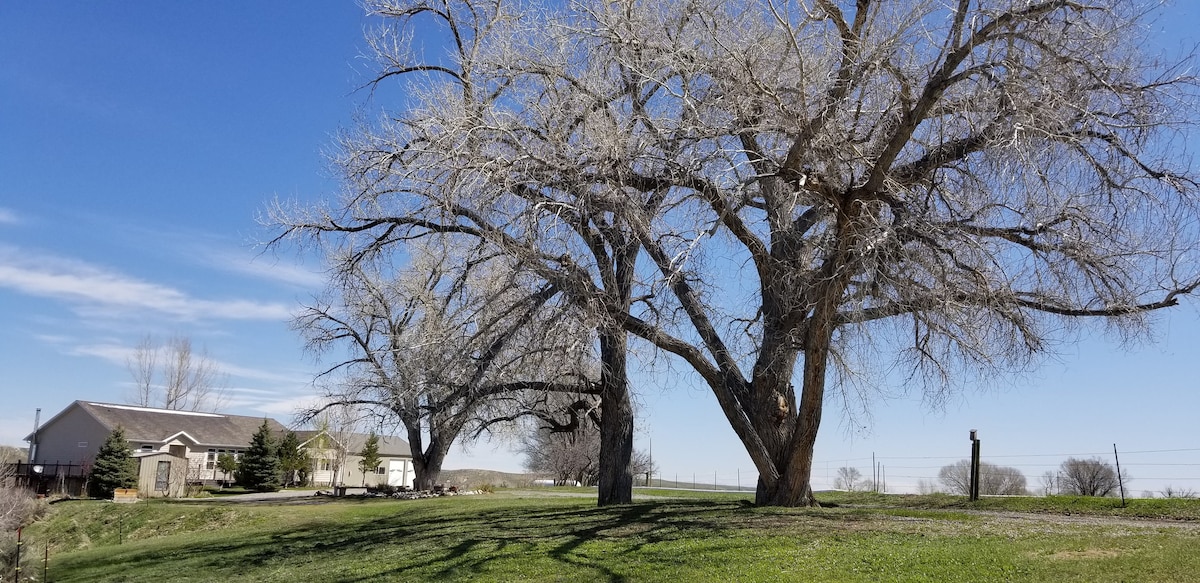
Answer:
[296,430,414,489]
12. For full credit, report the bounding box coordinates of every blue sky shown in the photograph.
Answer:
[2,2,1199,495]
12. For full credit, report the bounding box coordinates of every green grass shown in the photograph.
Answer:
[22,493,1200,582]
[813,490,1200,520]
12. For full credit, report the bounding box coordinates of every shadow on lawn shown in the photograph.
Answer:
[53,498,752,582]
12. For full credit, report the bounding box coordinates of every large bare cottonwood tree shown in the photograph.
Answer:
[274,0,1200,506]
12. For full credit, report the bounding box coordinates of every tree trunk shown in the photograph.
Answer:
[407,425,448,492]
[596,327,634,506]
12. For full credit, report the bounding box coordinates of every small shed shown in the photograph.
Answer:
[134,452,188,498]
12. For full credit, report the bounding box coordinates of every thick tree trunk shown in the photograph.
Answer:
[596,327,634,506]
[747,219,852,507]
[407,425,449,492]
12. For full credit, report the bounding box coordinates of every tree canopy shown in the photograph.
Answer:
[273,0,1200,506]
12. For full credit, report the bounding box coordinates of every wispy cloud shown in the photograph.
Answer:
[0,208,19,225]
[72,341,312,384]
[0,246,293,321]
[207,248,327,289]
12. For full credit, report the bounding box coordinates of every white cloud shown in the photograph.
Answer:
[72,341,313,386]
[0,246,293,321]
[214,250,327,289]
[0,208,18,225]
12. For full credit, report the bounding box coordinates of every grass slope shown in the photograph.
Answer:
[24,492,1200,582]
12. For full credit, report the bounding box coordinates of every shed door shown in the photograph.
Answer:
[155,460,171,492]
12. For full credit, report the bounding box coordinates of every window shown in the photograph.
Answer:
[319,460,331,471]
[141,445,154,451]
[375,466,386,475]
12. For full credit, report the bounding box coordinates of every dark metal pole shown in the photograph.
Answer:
[969,430,981,501]
[1113,444,1126,508]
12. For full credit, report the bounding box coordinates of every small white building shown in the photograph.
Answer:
[297,430,414,489]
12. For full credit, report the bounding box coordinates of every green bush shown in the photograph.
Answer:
[87,427,138,498]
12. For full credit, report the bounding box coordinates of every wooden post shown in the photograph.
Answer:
[14,526,21,580]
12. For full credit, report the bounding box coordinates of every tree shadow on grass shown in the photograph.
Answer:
[50,497,762,582]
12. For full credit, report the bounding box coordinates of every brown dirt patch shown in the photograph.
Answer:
[1044,549,1124,560]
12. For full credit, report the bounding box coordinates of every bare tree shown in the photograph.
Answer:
[834,466,862,491]
[1160,485,1197,499]
[0,453,43,577]
[307,404,360,488]
[939,460,1027,496]
[126,335,228,412]
[272,0,1200,507]
[1039,471,1058,496]
[1059,457,1123,497]
[295,248,598,491]
[522,424,654,487]
[915,479,939,495]
[523,427,600,486]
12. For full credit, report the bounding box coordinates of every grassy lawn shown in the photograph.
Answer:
[20,492,1200,582]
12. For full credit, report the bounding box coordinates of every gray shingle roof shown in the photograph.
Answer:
[295,430,411,457]
[78,401,287,448]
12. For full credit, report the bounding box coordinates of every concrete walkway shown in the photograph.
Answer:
[186,489,324,502]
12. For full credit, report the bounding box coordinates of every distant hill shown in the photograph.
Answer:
[439,469,542,489]
[0,445,27,464]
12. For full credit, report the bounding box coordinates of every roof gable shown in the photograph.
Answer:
[295,430,411,457]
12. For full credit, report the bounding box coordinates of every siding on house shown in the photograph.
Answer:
[297,431,414,489]
[27,404,111,466]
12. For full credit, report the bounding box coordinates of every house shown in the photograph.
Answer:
[25,401,288,496]
[297,430,414,489]
[23,400,415,496]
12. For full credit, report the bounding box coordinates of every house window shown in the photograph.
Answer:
[141,445,154,451]
[319,460,331,471]
[375,466,386,475]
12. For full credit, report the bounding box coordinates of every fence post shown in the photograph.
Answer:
[14,526,21,580]
[969,430,981,501]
